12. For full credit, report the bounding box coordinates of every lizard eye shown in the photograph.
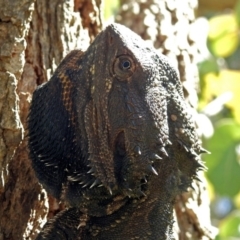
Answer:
[122,60,131,70]
[113,55,136,80]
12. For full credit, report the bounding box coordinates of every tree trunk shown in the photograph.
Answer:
[0,0,216,239]
[0,0,102,239]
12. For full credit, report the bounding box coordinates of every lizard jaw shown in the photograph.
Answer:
[113,131,167,198]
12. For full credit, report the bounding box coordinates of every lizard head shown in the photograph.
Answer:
[82,24,204,197]
[28,23,205,207]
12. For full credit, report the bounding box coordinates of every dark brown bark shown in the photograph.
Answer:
[0,1,36,239]
[0,0,102,239]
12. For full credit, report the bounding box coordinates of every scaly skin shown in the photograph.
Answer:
[28,23,205,239]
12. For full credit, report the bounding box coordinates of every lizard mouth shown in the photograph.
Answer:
[114,131,127,182]
[113,131,148,197]
[113,127,167,198]
[114,131,126,158]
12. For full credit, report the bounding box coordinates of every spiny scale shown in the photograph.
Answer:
[193,176,202,182]
[90,179,101,189]
[147,165,158,176]
[68,174,83,182]
[137,189,146,197]
[134,146,142,156]
[195,161,207,171]
[199,147,211,154]
[159,147,168,157]
[82,180,94,188]
[87,168,95,174]
[150,153,162,160]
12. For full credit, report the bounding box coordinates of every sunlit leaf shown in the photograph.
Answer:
[198,57,220,105]
[234,191,240,209]
[198,57,219,76]
[203,70,240,124]
[235,0,240,26]
[218,210,240,237]
[103,0,119,20]
[206,179,215,201]
[225,46,240,70]
[204,119,240,197]
[208,14,239,57]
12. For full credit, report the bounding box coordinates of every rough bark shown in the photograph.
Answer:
[0,1,35,239]
[0,0,102,239]
[116,0,216,239]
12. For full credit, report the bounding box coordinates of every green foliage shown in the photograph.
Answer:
[204,119,240,197]
[201,70,240,123]
[208,14,239,57]
[199,0,240,238]
[198,57,219,77]
[217,210,240,239]
[235,0,240,26]
[103,0,119,20]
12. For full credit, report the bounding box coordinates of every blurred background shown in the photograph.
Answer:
[104,0,240,239]
[198,1,240,239]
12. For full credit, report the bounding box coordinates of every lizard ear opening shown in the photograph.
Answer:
[113,55,136,81]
